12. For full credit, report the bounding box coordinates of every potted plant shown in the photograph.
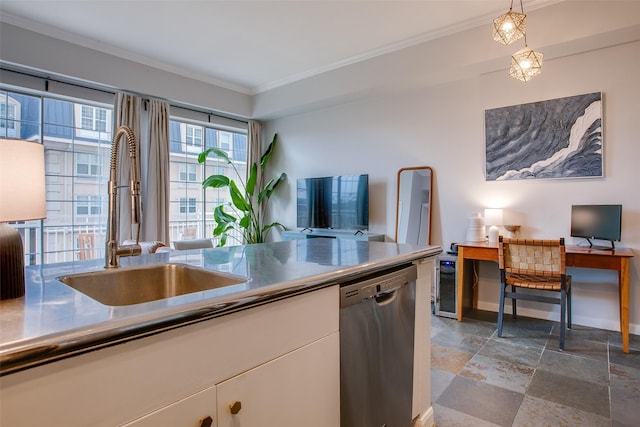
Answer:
[198,133,287,246]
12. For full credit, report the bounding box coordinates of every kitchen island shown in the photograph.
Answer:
[0,238,440,426]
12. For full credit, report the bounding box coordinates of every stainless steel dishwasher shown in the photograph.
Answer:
[340,263,417,427]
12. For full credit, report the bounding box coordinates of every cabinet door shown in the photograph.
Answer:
[123,385,217,427]
[217,332,339,427]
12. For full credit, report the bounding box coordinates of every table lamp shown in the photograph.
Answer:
[484,208,504,243]
[0,138,46,300]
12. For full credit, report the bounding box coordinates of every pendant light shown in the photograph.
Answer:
[510,43,543,82]
[492,0,526,45]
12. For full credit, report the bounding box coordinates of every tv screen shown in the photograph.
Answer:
[570,204,622,248]
[297,174,369,230]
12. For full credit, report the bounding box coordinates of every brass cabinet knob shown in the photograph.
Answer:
[229,400,242,415]
[199,415,213,427]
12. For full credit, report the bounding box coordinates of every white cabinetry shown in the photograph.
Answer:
[217,333,339,427]
[0,286,339,427]
[122,385,217,427]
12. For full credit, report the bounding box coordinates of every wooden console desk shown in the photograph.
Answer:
[456,242,634,353]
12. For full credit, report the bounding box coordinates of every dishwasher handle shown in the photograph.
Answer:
[374,287,400,306]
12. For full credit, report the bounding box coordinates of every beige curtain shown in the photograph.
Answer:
[114,93,141,243]
[142,99,170,243]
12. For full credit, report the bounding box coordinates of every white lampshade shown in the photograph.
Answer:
[0,139,46,221]
[484,208,504,243]
[0,138,46,300]
[484,208,504,226]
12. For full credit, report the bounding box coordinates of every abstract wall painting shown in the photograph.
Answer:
[485,92,603,181]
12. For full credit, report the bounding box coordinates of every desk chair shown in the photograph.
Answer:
[497,237,572,350]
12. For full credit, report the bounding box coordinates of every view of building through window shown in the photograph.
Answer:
[1,88,248,265]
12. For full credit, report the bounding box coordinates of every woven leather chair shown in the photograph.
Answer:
[497,236,572,350]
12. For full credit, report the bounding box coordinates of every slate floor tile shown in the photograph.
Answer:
[432,403,501,427]
[460,353,534,394]
[431,343,473,374]
[527,369,610,418]
[538,348,610,385]
[512,395,610,427]
[478,337,543,367]
[610,363,640,426]
[436,376,524,427]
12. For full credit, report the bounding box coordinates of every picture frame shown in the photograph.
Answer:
[485,92,603,181]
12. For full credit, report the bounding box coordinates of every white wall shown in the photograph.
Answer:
[265,40,640,334]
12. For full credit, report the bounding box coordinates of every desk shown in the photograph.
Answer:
[456,242,635,353]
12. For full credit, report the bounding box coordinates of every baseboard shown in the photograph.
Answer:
[477,302,639,335]
[413,405,435,427]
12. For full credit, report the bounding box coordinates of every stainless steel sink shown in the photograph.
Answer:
[58,264,246,306]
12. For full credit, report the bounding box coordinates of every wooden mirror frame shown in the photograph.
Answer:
[395,166,433,245]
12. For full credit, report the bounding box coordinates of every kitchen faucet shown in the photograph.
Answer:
[105,126,142,268]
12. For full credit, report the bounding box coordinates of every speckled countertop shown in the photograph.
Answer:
[0,239,441,375]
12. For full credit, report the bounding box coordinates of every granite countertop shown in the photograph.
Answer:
[0,239,441,375]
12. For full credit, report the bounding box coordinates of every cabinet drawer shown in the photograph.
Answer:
[122,385,217,427]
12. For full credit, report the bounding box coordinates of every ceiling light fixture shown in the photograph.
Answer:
[510,44,543,82]
[492,0,526,45]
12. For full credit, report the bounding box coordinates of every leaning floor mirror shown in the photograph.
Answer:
[395,166,433,245]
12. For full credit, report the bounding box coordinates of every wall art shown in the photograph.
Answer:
[485,92,603,181]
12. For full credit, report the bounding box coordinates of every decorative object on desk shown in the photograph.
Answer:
[395,166,433,245]
[0,139,46,300]
[497,236,572,350]
[199,133,287,247]
[465,212,486,242]
[485,92,603,181]
[492,0,526,45]
[503,224,521,238]
[484,208,503,243]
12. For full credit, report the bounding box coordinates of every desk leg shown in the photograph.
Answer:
[457,248,465,321]
[620,258,630,353]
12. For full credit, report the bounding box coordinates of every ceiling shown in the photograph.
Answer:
[0,1,555,95]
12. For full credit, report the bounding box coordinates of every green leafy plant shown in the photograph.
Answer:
[198,133,287,246]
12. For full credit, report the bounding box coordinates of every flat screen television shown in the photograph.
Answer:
[570,204,622,249]
[297,174,369,230]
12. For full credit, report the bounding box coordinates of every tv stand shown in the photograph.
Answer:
[585,238,615,250]
[282,229,384,242]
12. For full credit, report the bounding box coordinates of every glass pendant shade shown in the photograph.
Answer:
[493,9,526,45]
[510,47,543,82]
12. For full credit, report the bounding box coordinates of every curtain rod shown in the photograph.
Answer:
[0,64,250,126]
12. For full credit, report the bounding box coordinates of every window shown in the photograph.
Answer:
[186,125,202,147]
[1,88,113,264]
[76,195,102,215]
[179,197,197,214]
[169,120,247,243]
[179,163,197,182]
[76,153,102,176]
[0,103,16,129]
[80,105,108,132]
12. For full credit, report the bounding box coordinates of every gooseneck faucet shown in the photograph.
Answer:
[105,126,142,268]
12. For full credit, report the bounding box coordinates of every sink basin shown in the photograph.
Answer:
[58,264,246,306]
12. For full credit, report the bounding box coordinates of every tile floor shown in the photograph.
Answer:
[430,310,640,426]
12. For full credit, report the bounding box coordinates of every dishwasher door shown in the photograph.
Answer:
[340,264,417,427]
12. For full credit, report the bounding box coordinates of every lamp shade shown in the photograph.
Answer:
[0,139,46,221]
[484,208,504,226]
[0,138,46,299]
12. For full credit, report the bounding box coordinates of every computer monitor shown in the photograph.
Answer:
[570,204,622,250]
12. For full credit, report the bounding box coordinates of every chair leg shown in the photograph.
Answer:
[512,286,517,320]
[497,283,506,337]
[559,289,566,350]
[567,286,572,329]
